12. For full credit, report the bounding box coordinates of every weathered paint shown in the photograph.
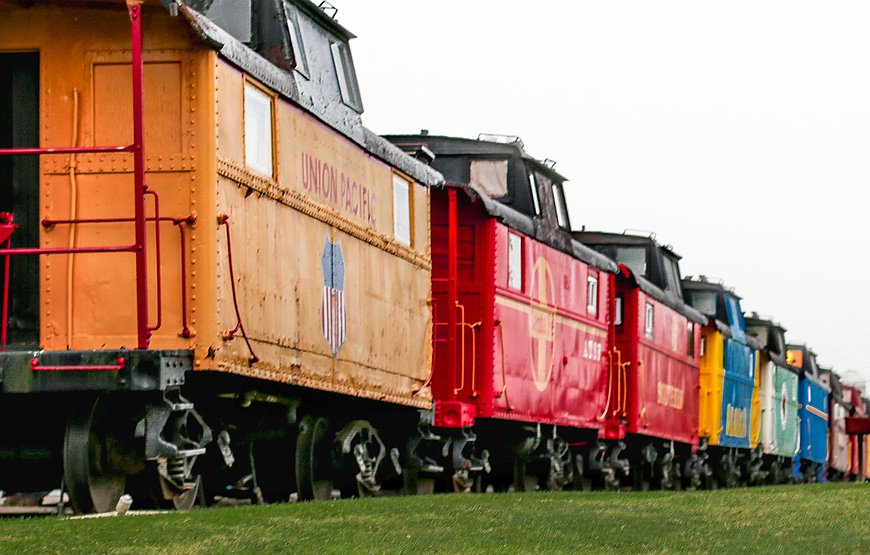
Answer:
[213,60,432,407]
[0,2,432,408]
[0,3,206,352]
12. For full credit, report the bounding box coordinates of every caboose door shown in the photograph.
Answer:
[0,52,40,348]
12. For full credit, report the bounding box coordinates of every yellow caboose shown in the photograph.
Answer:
[0,0,439,512]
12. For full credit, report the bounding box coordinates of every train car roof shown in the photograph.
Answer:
[681,278,743,300]
[573,231,705,324]
[171,1,442,187]
[573,231,685,260]
[387,133,617,274]
[447,184,618,274]
[786,343,830,388]
[818,367,847,402]
[386,134,570,184]
[744,314,795,370]
[681,277,764,348]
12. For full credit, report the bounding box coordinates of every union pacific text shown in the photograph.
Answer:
[301,152,377,226]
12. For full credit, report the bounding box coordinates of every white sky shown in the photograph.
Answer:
[336,1,870,389]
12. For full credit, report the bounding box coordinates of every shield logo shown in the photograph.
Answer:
[321,236,347,356]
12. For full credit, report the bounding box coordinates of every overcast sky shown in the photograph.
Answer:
[337,1,870,389]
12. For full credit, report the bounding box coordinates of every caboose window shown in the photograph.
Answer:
[244,82,274,177]
[552,183,570,229]
[508,233,522,290]
[700,336,706,357]
[528,172,542,216]
[285,4,309,78]
[392,174,412,246]
[663,257,683,298]
[616,247,647,278]
[331,42,363,112]
[614,296,623,326]
[688,291,717,317]
[470,159,508,199]
[587,273,599,316]
[645,303,654,338]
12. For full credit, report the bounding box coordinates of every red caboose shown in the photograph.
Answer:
[389,134,617,491]
[575,232,705,490]
[842,383,865,479]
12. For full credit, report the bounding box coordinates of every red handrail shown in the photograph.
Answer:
[0,2,152,350]
[31,357,126,372]
[0,145,134,156]
[129,0,150,349]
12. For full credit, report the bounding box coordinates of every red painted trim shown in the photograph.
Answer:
[0,245,136,256]
[0,236,10,351]
[0,145,134,156]
[446,189,458,399]
[31,357,126,372]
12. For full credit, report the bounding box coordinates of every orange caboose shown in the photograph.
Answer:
[0,0,439,512]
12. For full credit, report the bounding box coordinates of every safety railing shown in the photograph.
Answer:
[0,1,152,349]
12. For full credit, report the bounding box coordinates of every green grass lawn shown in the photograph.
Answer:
[0,483,867,554]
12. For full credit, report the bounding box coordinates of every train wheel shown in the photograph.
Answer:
[64,396,137,514]
[635,464,651,492]
[570,453,593,491]
[295,415,334,500]
[768,461,781,485]
[671,463,683,491]
[512,458,537,492]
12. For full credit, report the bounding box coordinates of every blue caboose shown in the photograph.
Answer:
[786,345,829,482]
[683,277,762,486]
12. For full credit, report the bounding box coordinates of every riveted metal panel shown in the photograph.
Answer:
[0,3,205,353]
[211,60,431,408]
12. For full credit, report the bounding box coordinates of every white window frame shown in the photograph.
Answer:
[645,302,654,338]
[528,172,541,215]
[508,233,522,290]
[587,273,599,316]
[285,5,309,78]
[244,81,274,178]
[614,296,624,326]
[331,42,363,111]
[392,173,412,246]
[552,183,570,229]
